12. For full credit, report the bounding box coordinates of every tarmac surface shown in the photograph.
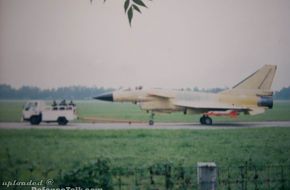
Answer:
[0,121,290,130]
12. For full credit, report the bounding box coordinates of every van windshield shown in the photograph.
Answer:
[24,102,37,111]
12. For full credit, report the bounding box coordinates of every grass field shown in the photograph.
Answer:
[0,128,290,184]
[1,100,290,188]
[0,100,290,123]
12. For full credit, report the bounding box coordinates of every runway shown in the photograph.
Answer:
[0,121,290,130]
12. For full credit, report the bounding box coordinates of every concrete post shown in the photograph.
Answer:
[197,162,217,190]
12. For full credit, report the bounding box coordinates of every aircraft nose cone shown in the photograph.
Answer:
[94,93,113,101]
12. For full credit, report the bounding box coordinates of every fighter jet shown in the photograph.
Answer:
[94,65,277,125]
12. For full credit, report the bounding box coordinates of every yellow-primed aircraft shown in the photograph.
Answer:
[94,65,277,125]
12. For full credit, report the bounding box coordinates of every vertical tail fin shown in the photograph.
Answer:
[232,65,277,90]
[220,65,277,114]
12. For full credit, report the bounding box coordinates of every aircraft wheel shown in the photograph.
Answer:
[200,116,212,125]
[149,120,154,126]
[204,117,212,125]
[200,116,205,125]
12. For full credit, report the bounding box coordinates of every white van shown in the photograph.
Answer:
[22,100,77,125]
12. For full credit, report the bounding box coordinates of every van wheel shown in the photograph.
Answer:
[30,115,41,125]
[58,117,68,125]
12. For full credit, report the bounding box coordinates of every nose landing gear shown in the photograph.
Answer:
[149,112,155,126]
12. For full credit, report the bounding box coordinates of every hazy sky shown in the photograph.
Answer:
[0,0,289,90]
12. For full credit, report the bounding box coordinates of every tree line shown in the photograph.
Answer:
[0,84,112,100]
[275,86,290,100]
[0,84,289,100]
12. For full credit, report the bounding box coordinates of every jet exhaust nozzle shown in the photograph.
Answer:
[94,93,113,102]
[258,96,273,109]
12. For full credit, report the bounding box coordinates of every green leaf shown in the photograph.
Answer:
[132,5,142,14]
[132,0,147,8]
[127,6,133,26]
[124,0,130,13]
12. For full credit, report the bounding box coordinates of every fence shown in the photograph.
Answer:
[218,163,290,190]
[105,163,290,190]
[1,160,290,190]
[110,164,198,190]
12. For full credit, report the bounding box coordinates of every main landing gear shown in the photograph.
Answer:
[147,112,213,126]
[200,115,213,125]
